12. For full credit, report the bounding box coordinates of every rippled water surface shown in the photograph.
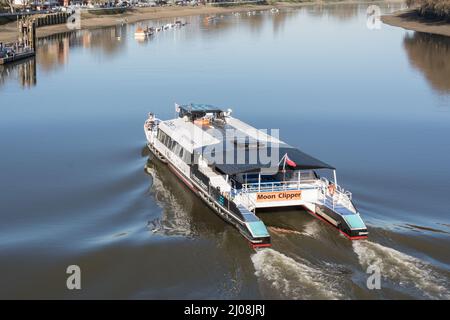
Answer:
[1,2,450,299]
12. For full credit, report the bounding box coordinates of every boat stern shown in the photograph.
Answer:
[315,203,368,240]
[245,220,271,248]
[340,213,368,239]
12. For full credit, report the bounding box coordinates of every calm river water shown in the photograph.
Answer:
[1,2,450,299]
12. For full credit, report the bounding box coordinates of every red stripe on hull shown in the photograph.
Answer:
[154,153,273,248]
[251,243,272,249]
[167,163,197,193]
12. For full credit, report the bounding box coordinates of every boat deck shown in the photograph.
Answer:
[322,197,355,215]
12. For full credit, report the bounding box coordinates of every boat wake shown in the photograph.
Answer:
[251,249,345,299]
[268,221,322,239]
[353,240,450,299]
[267,226,304,236]
[145,164,195,237]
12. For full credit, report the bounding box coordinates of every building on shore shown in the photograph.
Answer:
[13,0,65,7]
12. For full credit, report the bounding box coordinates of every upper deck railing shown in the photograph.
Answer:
[232,178,356,213]
[241,179,320,193]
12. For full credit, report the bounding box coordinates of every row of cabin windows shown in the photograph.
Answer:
[157,129,192,164]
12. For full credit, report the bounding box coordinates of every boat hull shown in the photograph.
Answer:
[307,205,368,240]
[146,143,271,248]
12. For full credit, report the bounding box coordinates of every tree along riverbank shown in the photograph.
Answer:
[382,8,450,37]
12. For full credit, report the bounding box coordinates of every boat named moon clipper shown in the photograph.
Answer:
[144,103,368,248]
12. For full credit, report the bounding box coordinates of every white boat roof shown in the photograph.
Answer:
[158,118,221,153]
[226,117,282,144]
[158,116,283,154]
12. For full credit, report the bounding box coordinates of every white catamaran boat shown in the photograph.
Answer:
[144,103,368,248]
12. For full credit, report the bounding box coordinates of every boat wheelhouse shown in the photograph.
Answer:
[144,103,368,247]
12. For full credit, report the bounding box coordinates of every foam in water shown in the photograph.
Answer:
[353,240,450,299]
[268,221,321,238]
[302,221,322,238]
[268,226,304,236]
[251,249,344,299]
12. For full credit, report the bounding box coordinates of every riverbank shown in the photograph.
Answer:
[382,9,450,37]
[0,4,276,43]
[0,1,396,43]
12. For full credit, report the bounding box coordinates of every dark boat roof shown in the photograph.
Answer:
[164,104,335,174]
[200,143,335,175]
[178,103,223,119]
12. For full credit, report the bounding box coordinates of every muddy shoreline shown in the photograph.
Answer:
[0,4,285,43]
[0,1,398,43]
[382,9,450,37]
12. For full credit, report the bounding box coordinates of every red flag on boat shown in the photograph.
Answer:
[285,154,297,167]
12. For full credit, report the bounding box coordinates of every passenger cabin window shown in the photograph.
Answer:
[156,128,192,165]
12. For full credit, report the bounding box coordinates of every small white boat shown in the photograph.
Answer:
[204,16,216,23]
[175,20,187,27]
[134,26,148,38]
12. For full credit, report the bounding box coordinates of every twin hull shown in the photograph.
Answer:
[146,128,368,247]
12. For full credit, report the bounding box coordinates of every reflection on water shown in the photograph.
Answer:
[37,36,70,73]
[0,57,36,88]
[142,146,233,241]
[1,3,450,299]
[306,2,407,21]
[37,25,127,71]
[2,12,299,88]
[145,158,197,238]
[74,26,127,55]
[0,26,128,87]
[307,3,361,20]
[403,32,450,94]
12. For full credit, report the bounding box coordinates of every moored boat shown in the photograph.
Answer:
[134,26,153,39]
[204,16,216,23]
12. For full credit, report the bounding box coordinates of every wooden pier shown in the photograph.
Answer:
[0,18,36,65]
[0,51,35,65]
